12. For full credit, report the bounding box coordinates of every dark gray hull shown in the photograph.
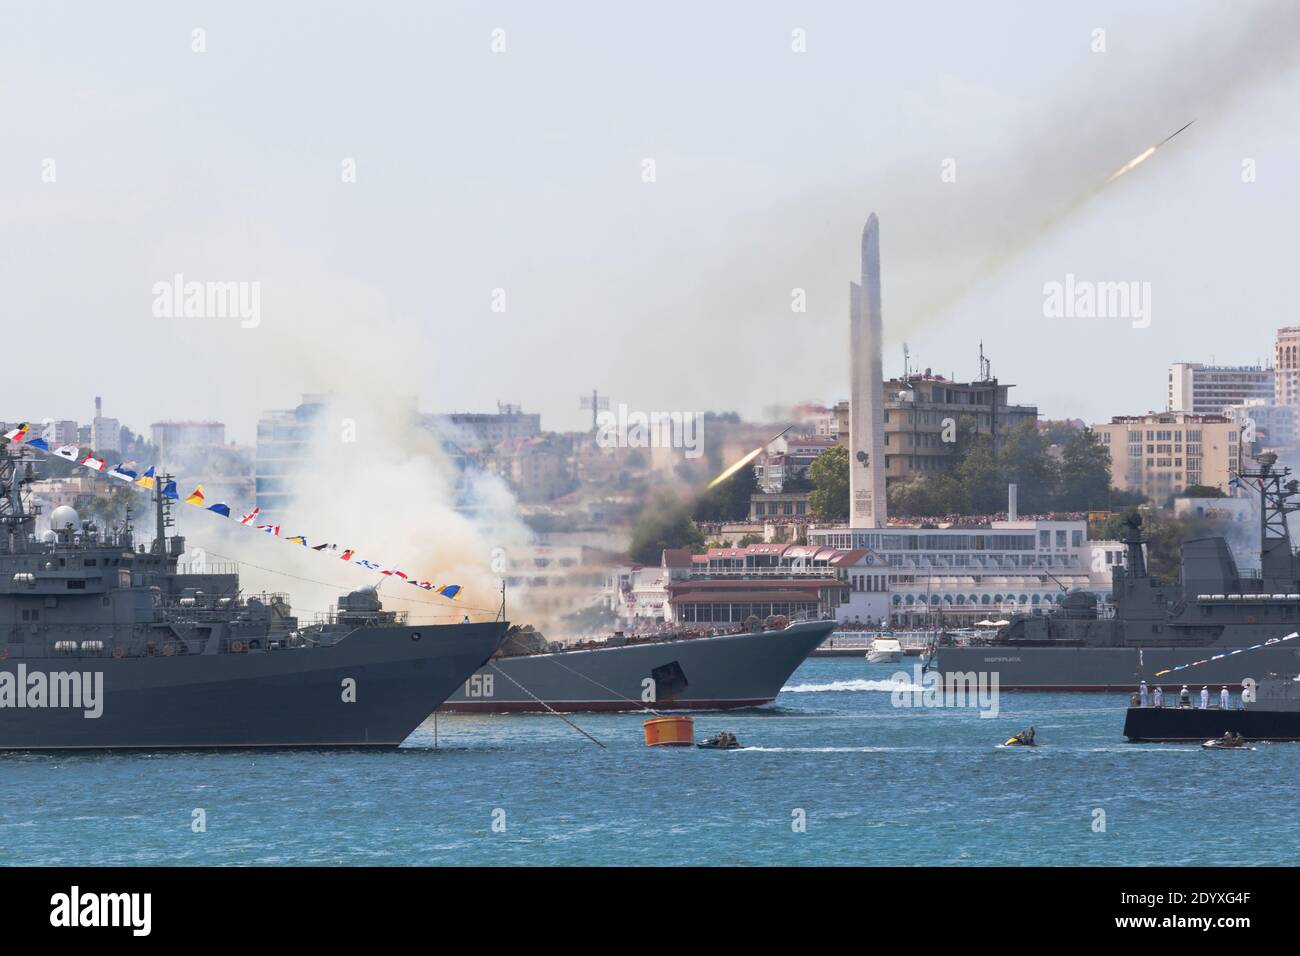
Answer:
[0,622,507,749]
[441,620,835,713]
[1122,706,1300,742]
[931,643,1300,691]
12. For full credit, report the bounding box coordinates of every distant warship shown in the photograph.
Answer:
[0,449,507,749]
[933,453,1300,691]
[441,619,835,713]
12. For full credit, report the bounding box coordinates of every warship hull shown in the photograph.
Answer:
[931,643,1300,691]
[1123,706,1300,742]
[0,622,507,750]
[440,620,836,713]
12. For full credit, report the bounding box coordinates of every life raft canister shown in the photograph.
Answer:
[231,639,246,654]
[112,645,125,659]
[162,643,177,657]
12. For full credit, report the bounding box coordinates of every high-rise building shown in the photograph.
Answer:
[1093,411,1238,497]
[425,404,541,448]
[46,420,79,447]
[254,396,327,519]
[151,421,226,460]
[834,374,1037,482]
[1275,327,1300,406]
[89,396,121,453]
[1224,400,1298,451]
[1167,362,1273,415]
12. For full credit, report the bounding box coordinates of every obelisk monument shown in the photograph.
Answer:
[848,213,887,529]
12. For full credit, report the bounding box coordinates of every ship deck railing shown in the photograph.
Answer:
[1135,701,1247,711]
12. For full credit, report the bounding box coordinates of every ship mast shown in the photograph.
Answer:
[0,448,38,554]
[152,472,175,555]
[1236,452,1300,586]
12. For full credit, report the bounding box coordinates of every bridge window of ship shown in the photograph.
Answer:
[67,580,86,590]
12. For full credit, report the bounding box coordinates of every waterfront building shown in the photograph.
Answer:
[254,395,327,518]
[808,518,1123,626]
[1092,411,1237,498]
[1224,400,1298,453]
[1275,327,1300,406]
[90,397,121,454]
[832,373,1038,483]
[151,420,227,459]
[749,491,810,521]
[427,404,541,447]
[1167,362,1274,415]
[755,435,835,492]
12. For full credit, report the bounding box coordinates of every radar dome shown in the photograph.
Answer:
[49,506,79,530]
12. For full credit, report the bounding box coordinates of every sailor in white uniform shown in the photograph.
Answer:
[1153,686,1164,707]
[1200,686,1210,710]
[1139,680,1149,707]
[1220,686,1230,710]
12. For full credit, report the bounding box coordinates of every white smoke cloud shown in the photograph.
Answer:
[161,246,537,625]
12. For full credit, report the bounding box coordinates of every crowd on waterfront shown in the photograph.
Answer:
[886,511,1093,527]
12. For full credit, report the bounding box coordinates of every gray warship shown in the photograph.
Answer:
[441,618,835,713]
[1123,673,1300,742]
[932,453,1300,691]
[0,450,508,749]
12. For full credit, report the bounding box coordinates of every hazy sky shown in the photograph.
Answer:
[4,1,1299,444]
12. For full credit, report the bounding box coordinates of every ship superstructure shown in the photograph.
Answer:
[932,453,1300,690]
[0,449,507,748]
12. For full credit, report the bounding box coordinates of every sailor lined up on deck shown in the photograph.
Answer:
[1180,685,1191,708]
[1220,686,1230,710]
[1200,686,1210,710]
[1139,681,1149,707]
[1153,686,1164,707]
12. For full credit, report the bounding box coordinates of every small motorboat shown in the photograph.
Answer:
[697,732,743,750]
[866,636,904,664]
[1202,733,1247,750]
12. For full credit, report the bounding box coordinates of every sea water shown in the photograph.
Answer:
[2,657,1294,866]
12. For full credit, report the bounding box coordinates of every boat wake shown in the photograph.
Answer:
[782,678,919,694]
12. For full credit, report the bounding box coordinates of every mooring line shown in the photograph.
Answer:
[487,661,607,750]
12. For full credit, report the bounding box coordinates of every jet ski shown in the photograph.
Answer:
[1003,728,1038,747]
[1202,733,1248,750]
[698,733,743,750]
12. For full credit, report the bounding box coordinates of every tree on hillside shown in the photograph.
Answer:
[808,445,849,520]
[1056,429,1111,510]
[955,438,1003,514]
[999,421,1060,513]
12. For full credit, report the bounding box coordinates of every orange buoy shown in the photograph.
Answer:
[643,715,694,747]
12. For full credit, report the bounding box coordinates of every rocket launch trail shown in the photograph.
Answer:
[1105,120,1195,184]
[1157,120,1196,148]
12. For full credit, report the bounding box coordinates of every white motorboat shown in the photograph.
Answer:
[866,636,904,664]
